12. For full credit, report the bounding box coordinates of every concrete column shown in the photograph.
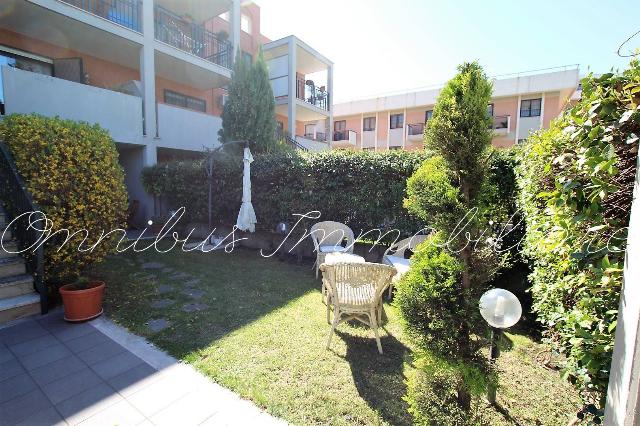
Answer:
[605,155,640,425]
[327,63,334,145]
[514,94,522,144]
[230,0,241,60]
[539,92,546,129]
[287,38,297,137]
[402,107,407,150]
[140,0,157,138]
[374,112,378,151]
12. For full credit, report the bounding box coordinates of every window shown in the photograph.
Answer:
[520,98,542,117]
[219,12,229,21]
[164,90,206,113]
[334,120,346,131]
[363,117,376,131]
[242,51,252,65]
[241,14,252,34]
[425,110,433,122]
[390,113,404,129]
[389,146,402,150]
[487,103,494,117]
[304,124,315,138]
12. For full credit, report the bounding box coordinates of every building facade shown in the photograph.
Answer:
[331,66,581,151]
[0,0,333,225]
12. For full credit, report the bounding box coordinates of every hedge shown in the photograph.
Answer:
[517,59,639,402]
[0,114,128,283]
[142,150,430,238]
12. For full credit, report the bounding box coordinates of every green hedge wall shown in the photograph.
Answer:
[517,60,639,402]
[142,150,430,237]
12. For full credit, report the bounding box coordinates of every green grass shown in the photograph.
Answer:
[92,248,581,425]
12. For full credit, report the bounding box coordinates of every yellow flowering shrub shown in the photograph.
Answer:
[0,114,128,283]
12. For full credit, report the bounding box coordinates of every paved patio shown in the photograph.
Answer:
[0,311,285,426]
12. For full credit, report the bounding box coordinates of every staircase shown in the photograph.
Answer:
[0,206,41,324]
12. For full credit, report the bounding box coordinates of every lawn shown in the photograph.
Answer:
[92,247,582,425]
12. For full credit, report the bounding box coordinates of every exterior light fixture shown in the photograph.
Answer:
[479,288,522,404]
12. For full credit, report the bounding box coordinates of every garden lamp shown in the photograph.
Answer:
[479,288,522,404]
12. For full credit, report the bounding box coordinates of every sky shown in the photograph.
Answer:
[257,0,640,102]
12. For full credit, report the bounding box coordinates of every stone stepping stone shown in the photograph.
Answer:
[142,262,165,269]
[183,279,201,288]
[156,284,175,295]
[150,299,175,309]
[182,289,205,299]
[182,303,208,313]
[169,272,192,280]
[147,318,170,332]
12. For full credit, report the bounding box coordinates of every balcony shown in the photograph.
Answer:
[155,6,232,69]
[1,66,143,144]
[156,103,222,151]
[407,123,424,142]
[60,0,142,32]
[491,115,510,135]
[296,77,330,111]
[332,130,357,146]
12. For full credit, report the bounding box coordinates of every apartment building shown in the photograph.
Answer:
[331,66,581,151]
[0,0,332,225]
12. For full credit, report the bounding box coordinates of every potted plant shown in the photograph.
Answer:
[59,276,105,322]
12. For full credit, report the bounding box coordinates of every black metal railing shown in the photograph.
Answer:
[302,132,327,142]
[492,115,510,130]
[407,123,424,136]
[61,0,142,31]
[296,77,330,111]
[276,129,308,151]
[0,143,47,314]
[333,130,356,142]
[154,6,232,69]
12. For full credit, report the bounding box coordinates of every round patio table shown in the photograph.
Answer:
[323,252,365,264]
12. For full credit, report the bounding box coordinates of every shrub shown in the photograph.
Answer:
[517,59,639,402]
[142,149,429,238]
[0,114,128,283]
[405,354,490,426]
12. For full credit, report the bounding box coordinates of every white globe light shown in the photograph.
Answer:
[147,220,153,226]
[479,288,522,329]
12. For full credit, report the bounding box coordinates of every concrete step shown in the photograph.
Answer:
[0,274,34,299]
[0,293,41,324]
[1,225,12,243]
[0,257,26,279]
[0,241,18,259]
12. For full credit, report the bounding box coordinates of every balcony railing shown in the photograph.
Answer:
[407,123,424,136]
[492,115,510,130]
[155,6,232,69]
[333,130,356,145]
[296,77,329,111]
[61,0,142,31]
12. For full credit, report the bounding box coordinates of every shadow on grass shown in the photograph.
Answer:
[335,329,413,426]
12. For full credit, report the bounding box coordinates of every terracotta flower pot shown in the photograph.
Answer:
[59,281,105,322]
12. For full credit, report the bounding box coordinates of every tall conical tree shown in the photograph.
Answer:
[218,49,277,153]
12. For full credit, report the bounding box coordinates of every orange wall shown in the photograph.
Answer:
[543,94,561,129]
[334,114,360,145]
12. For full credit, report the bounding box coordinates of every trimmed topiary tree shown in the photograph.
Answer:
[398,62,507,420]
[0,114,128,283]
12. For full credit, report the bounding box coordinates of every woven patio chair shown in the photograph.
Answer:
[382,234,430,297]
[309,221,355,279]
[320,262,396,354]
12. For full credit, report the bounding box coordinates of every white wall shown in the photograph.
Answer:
[156,103,222,151]
[2,66,143,144]
[517,116,541,140]
[389,128,403,147]
[362,131,375,148]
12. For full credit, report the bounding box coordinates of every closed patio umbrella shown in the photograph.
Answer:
[236,147,257,232]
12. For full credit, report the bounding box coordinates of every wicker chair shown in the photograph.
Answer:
[309,221,355,279]
[320,262,396,354]
[382,234,430,297]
